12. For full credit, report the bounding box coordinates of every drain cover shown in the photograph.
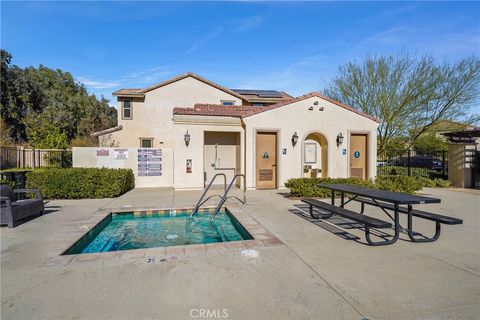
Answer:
[241,249,259,258]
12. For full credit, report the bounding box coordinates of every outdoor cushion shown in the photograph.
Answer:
[0,185,44,228]
[0,184,15,201]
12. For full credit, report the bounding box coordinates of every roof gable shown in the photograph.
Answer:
[144,73,248,101]
[173,92,380,123]
[247,92,380,122]
[113,73,249,100]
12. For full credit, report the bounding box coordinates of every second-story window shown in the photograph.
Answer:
[221,100,235,106]
[140,138,153,148]
[122,99,132,119]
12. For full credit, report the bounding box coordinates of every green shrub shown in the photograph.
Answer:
[0,168,33,173]
[432,178,451,188]
[285,175,433,197]
[378,165,443,180]
[25,168,134,199]
[284,177,374,197]
[0,180,16,188]
[414,177,436,188]
[374,175,423,194]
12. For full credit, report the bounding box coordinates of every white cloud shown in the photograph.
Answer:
[233,54,332,96]
[185,27,224,55]
[233,16,263,32]
[122,66,175,85]
[364,25,413,45]
[77,77,121,89]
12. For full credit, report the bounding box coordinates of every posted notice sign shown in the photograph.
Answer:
[137,149,162,176]
[96,149,109,156]
[113,148,129,160]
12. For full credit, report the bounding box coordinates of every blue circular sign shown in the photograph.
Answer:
[354,151,361,158]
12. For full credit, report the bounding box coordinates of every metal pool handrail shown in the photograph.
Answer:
[210,174,246,222]
[190,173,227,218]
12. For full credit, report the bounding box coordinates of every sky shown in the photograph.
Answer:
[2,1,479,106]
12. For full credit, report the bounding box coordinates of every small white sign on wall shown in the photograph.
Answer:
[113,148,129,160]
[304,143,317,164]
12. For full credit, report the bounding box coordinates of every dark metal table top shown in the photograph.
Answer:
[317,183,441,205]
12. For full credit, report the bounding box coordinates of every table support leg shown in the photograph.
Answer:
[365,203,400,246]
[340,193,345,208]
[331,191,335,206]
[407,204,441,242]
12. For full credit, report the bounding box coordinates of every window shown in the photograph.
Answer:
[140,138,153,148]
[221,100,235,106]
[122,99,132,119]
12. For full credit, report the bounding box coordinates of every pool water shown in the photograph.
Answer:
[64,209,252,254]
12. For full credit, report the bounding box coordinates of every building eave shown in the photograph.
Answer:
[90,125,123,137]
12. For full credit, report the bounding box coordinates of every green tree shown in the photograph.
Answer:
[0,49,117,146]
[0,118,14,146]
[412,134,448,153]
[383,136,408,158]
[324,54,480,153]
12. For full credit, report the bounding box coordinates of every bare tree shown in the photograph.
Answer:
[324,54,480,153]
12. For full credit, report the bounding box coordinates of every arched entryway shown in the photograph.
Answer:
[302,132,328,178]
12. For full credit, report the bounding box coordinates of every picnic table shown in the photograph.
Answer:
[300,183,462,246]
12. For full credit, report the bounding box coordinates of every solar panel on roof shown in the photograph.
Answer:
[232,89,284,98]
[257,93,283,98]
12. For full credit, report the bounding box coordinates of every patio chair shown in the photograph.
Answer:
[0,184,44,228]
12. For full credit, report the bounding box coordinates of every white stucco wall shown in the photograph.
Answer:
[172,116,244,190]
[111,76,243,148]
[72,147,174,188]
[243,96,378,188]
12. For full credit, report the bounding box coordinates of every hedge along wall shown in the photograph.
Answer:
[26,168,135,199]
[284,175,450,198]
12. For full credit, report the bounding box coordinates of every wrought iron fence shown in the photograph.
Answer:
[377,149,448,179]
[0,147,72,169]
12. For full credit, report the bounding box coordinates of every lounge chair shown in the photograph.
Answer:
[0,184,44,228]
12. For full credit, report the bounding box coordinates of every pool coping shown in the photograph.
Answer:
[46,204,283,266]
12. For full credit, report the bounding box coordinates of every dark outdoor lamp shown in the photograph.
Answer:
[292,132,299,147]
[336,132,344,146]
[184,131,191,147]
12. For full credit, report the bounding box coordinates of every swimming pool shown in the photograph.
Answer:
[64,208,252,255]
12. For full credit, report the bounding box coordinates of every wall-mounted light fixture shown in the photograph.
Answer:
[184,131,191,147]
[336,132,344,146]
[292,132,299,147]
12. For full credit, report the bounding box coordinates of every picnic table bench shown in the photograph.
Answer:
[300,183,462,246]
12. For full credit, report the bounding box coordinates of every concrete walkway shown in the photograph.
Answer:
[1,187,479,319]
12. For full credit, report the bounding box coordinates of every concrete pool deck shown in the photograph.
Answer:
[1,187,479,319]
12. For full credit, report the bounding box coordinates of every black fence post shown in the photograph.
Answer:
[407,149,411,177]
[32,149,36,169]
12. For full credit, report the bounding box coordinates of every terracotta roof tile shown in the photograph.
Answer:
[173,92,380,123]
[174,104,259,118]
[112,88,144,96]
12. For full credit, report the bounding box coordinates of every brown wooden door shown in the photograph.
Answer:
[256,132,277,189]
[350,134,368,179]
